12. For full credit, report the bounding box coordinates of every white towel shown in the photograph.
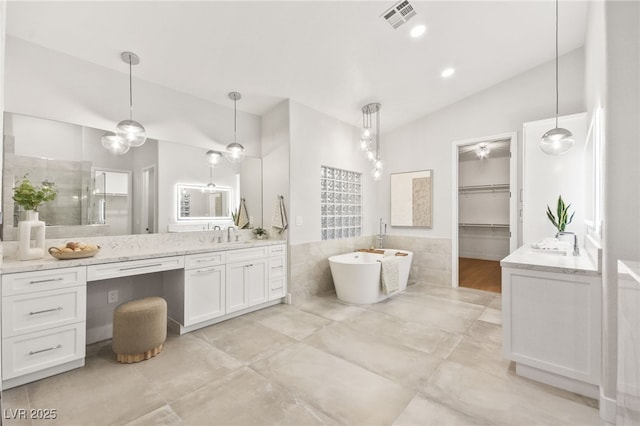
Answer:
[380,256,401,295]
[271,196,288,234]
[237,198,250,229]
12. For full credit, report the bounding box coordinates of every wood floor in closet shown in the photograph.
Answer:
[458,257,502,293]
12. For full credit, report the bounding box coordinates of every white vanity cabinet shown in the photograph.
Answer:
[1,267,87,389]
[226,246,269,313]
[268,245,287,300]
[502,265,601,398]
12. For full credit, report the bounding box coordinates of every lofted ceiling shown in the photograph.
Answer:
[4,1,588,132]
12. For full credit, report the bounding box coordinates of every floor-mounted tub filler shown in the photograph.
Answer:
[329,249,413,304]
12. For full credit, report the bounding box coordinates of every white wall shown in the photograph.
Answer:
[4,36,261,157]
[380,48,585,240]
[590,1,640,421]
[261,100,290,239]
[288,100,377,245]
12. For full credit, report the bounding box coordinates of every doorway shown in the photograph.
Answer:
[141,165,157,234]
[451,133,518,292]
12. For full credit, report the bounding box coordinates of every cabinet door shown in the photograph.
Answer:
[247,259,268,307]
[226,262,249,314]
[184,266,225,326]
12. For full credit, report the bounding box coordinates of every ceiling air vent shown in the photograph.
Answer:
[381,0,417,29]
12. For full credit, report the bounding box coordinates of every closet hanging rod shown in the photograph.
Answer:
[458,223,510,228]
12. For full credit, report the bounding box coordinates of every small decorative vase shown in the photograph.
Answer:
[17,210,46,260]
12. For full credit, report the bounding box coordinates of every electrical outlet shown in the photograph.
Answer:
[108,290,118,304]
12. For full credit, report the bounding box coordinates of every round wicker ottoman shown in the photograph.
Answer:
[112,297,167,363]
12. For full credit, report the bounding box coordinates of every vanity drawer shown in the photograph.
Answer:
[2,267,87,297]
[87,256,184,281]
[2,323,86,380]
[269,244,286,257]
[269,256,286,280]
[2,286,86,338]
[185,252,225,270]
[226,247,269,264]
[269,277,286,300]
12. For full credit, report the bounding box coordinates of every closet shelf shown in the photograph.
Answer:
[458,223,510,229]
[458,184,509,193]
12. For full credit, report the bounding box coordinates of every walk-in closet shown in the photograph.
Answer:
[457,139,511,293]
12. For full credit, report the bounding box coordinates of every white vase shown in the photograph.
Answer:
[17,210,46,260]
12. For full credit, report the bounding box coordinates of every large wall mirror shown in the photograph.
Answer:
[390,169,433,228]
[2,112,263,240]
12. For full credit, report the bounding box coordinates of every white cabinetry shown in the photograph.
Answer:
[1,267,87,389]
[268,245,287,300]
[502,265,601,398]
[226,246,269,314]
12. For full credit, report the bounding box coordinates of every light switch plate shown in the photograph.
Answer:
[296,216,303,226]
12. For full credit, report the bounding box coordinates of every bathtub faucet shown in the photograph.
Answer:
[376,218,387,249]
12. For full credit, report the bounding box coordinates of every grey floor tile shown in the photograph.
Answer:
[245,303,332,340]
[25,356,165,425]
[253,342,415,425]
[447,336,511,379]
[124,405,183,426]
[193,318,296,364]
[304,322,443,390]
[421,361,601,426]
[488,294,503,310]
[171,367,333,425]
[2,386,32,426]
[297,296,367,322]
[405,283,495,306]
[344,309,463,359]
[367,293,485,334]
[467,319,503,346]
[132,333,243,402]
[393,393,494,426]
[478,307,502,325]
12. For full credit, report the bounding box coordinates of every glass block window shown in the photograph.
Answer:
[320,166,362,240]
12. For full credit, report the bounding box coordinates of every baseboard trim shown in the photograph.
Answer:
[599,391,616,424]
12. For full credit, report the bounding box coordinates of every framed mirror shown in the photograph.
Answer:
[390,169,433,227]
[177,184,232,221]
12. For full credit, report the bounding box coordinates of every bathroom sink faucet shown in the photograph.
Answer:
[213,225,222,243]
[557,231,580,256]
[227,225,238,242]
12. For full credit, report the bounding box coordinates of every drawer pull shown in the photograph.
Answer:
[196,258,219,263]
[244,264,254,268]
[29,344,63,356]
[119,263,163,271]
[29,306,63,316]
[195,267,218,274]
[271,266,282,269]
[29,277,64,285]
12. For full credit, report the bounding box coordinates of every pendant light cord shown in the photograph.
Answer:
[375,109,380,161]
[234,97,237,143]
[129,55,133,121]
[555,0,559,128]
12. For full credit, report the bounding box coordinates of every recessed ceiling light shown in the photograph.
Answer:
[410,24,426,38]
[441,68,455,78]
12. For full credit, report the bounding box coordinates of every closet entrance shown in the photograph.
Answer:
[451,133,518,292]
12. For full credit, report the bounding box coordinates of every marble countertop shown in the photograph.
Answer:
[1,237,285,275]
[501,244,601,276]
[619,260,640,284]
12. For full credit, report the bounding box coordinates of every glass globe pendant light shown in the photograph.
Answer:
[116,52,146,148]
[361,103,383,181]
[101,131,130,155]
[225,92,245,163]
[540,0,573,155]
[206,150,223,167]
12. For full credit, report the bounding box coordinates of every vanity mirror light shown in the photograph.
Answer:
[390,169,433,228]
[177,184,232,221]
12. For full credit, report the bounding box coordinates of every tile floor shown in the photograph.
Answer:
[2,283,601,425]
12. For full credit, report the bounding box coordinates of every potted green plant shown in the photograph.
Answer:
[13,175,57,212]
[12,175,57,260]
[253,227,268,240]
[546,195,575,236]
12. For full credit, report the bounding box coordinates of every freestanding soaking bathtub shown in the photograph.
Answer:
[328,249,413,304]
